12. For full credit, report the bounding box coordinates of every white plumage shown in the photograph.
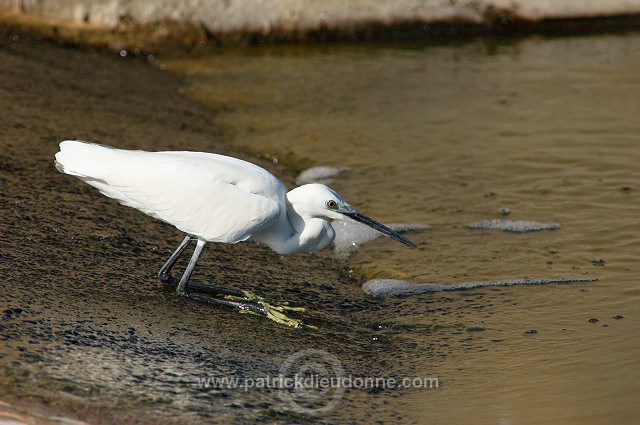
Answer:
[54,140,415,309]
[55,140,286,245]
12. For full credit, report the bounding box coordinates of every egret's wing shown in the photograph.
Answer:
[55,141,286,243]
[99,161,283,242]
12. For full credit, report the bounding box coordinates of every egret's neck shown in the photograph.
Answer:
[250,192,336,254]
[286,202,308,234]
[282,201,335,254]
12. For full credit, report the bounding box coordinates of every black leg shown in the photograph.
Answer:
[184,282,248,298]
[176,239,205,296]
[157,236,306,327]
[159,237,261,299]
[158,235,192,284]
[187,292,267,315]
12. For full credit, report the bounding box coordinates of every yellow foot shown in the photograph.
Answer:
[224,290,312,329]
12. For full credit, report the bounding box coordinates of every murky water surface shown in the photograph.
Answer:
[163,35,640,424]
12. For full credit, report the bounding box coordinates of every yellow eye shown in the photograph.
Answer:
[326,200,338,209]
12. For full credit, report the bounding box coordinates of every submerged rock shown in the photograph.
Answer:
[296,166,350,185]
[332,221,428,260]
[467,219,560,233]
[362,277,596,298]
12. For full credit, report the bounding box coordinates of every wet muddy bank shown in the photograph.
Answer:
[0,38,398,424]
[2,26,639,425]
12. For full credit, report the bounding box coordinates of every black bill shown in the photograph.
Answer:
[343,210,417,248]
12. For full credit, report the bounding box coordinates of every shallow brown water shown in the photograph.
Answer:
[163,34,640,424]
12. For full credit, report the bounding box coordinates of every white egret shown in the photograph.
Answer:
[55,140,415,326]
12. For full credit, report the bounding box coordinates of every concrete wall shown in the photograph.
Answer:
[2,0,640,34]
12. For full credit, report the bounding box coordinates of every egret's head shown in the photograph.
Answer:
[287,183,416,248]
[287,184,348,219]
